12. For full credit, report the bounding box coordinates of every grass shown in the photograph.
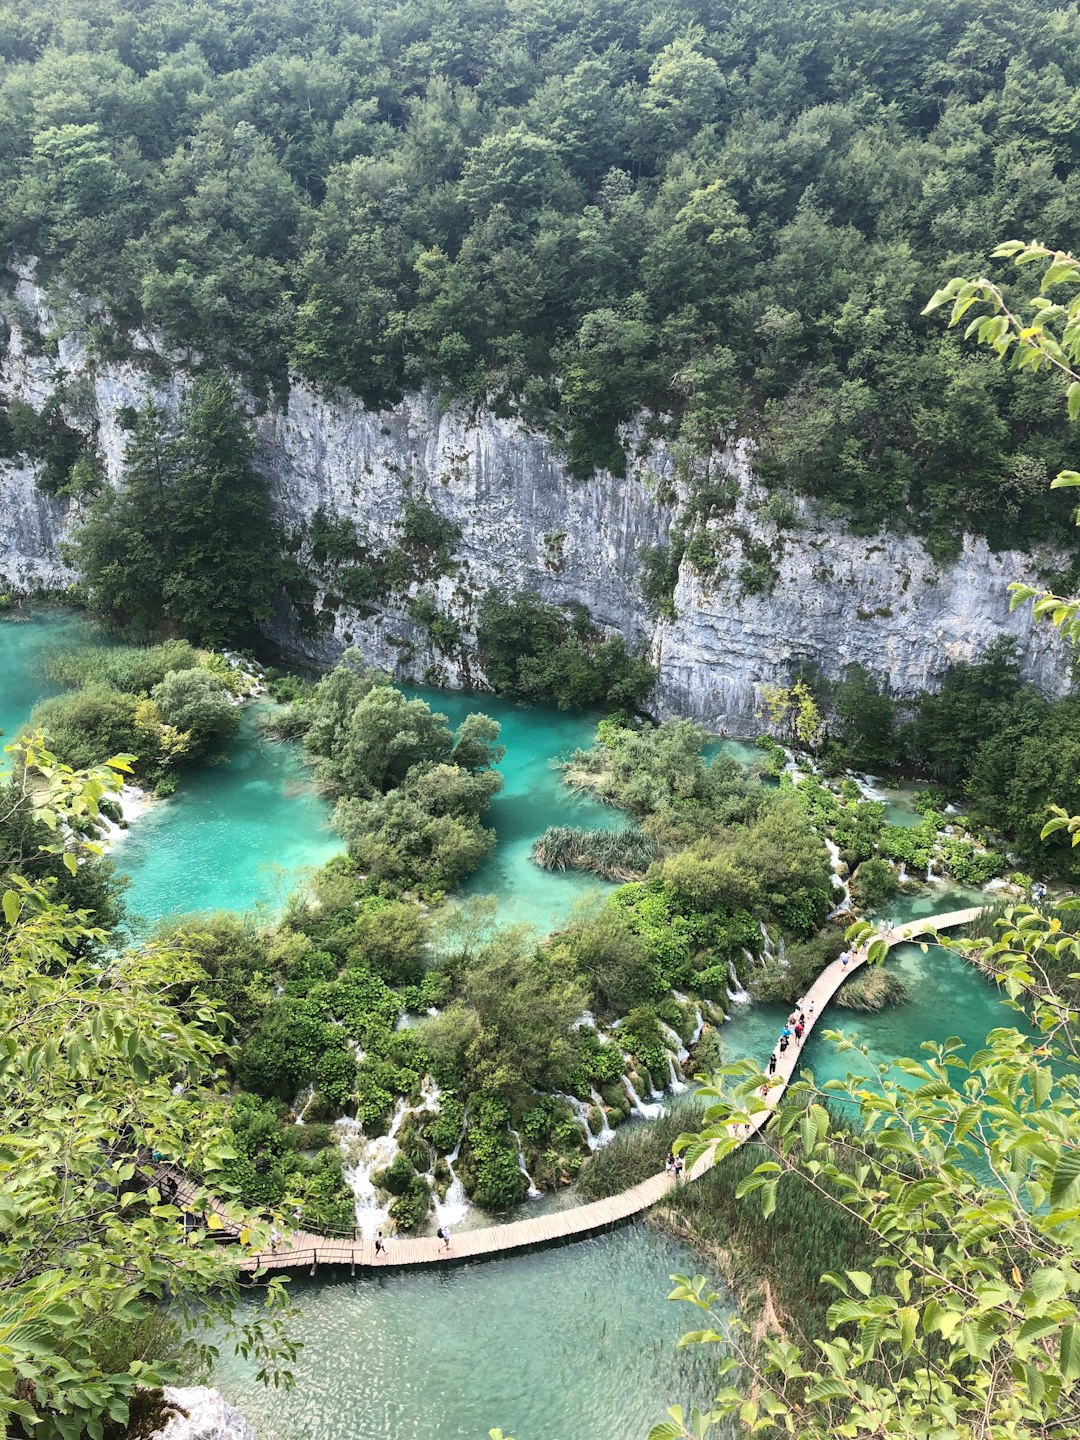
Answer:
[41,639,200,694]
[654,1129,878,1343]
[576,1104,705,1199]
[834,967,908,1012]
[530,824,657,881]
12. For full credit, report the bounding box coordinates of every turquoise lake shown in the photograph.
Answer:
[1,609,1038,1440]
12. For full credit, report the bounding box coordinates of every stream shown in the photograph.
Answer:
[0,610,1037,1440]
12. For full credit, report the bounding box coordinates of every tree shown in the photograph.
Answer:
[0,740,293,1437]
[71,378,277,645]
[150,668,240,759]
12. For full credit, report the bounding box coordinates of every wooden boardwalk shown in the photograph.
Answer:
[235,907,982,1276]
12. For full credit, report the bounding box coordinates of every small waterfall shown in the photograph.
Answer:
[293,1085,315,1123]
[658,1020,689,1063]
[572,1011,597,1030]
[433,1135,469,1228]
[897,862,908,884]
[665,1053,688,1094]
[621,1074,665,1121]
[689,1007,705,1045]
[852,771,888,802]
[337,1116,399,1238]
[588,1088,615,1147]
[725,959,750,1006]
[338,1078,445,1236]
[510,1129,542,1198]
[554,1091,614,1151]
[825,838,852,919]
[759,921,774,958]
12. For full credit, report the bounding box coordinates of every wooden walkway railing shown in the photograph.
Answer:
[232,907,982,1276]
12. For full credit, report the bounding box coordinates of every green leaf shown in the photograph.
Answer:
[1059,1324,1080,1380]
[1050,470,1080,488]
[2,890,18,926]
[1050,1149,1080,1206]
[846,1271,873,1297]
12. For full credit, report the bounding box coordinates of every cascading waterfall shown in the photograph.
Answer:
[336,1115,400,1238]
[658,1020,689,1064]
[689,1007,705,1045]
[665,1053,688,1094]
[510,1128,543,1198]
[338,1076,447,1236]
[621,1074,665,1121]
[588,1087,616,1147]
[897,861,908,884]
[824,837,852,919]
[433,1135,469,1228]
[293,1085,315,1123]
[554,1091,614,1151]
[726,959,750,1006]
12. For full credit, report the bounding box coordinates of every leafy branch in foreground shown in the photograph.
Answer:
[0,739,296,1438]
[925,240,1080,645]
[660,906,1080,1440]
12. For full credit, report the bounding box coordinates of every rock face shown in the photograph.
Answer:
[0,271,1068,730]
[152,1387,256,1440]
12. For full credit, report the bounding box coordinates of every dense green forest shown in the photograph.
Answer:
[2,0,1080,552]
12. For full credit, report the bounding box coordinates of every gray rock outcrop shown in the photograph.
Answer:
[0,270,1068,730]
[151,1387,256,1440]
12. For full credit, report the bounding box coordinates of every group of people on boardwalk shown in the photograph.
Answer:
[664,1150,685,1182]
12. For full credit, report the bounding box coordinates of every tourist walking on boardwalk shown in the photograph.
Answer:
[794,1019,805,1043]
[269,1225,282,1255]
[665,1149,675,1176]
[673,1155,684,1182]
[767,1051,777,1076]
[841,949,851,968]
[437,1225,451,1251]
[374,1231,386,1257]
[778,1033,789,1055]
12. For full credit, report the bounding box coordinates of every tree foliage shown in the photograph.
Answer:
[69,377,277,644]
[0,740,292,1437]
[4,0,1078,548]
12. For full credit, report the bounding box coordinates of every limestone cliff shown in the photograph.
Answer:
[0,272,1067,730]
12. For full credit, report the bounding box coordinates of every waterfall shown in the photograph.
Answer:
[337,1115,399,1238]
[510,1128,542,1198]
[337,1077,446,1237]
[897,862,908,884]
[726,959,750,1006]
[433,1135,469,1228]
[658,1020,690,1063]
[588,1088,615,1147]
[824,838,852,919]
[554,1091,614,1151]
[665,1053,688,1094]
[293,1085,315,1123]
[689,1007,705,1045]
[621,1074,665,1121]
[759,921,774,958]
[852,771,888,802]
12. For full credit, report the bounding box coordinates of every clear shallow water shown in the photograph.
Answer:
[210,1226,716,1440]
[0,609,112,745]
[116,705,342,931]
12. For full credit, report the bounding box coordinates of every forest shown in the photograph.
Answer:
[1,0,1080,555]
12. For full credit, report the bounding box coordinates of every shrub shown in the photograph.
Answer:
[372,1152,417,1197]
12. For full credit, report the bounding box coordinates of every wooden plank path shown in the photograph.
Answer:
[235,907,982,1277]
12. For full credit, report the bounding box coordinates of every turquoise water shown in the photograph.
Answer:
[116,705,342,931]
[0,609,111,745]
[210,1226,715,1440]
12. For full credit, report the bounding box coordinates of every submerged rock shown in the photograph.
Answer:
[151,1387,256,1440]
